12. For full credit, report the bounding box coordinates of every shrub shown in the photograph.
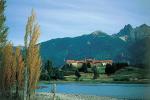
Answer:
[75,70,81,81]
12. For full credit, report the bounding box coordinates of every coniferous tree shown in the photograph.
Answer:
[0,0,8,93]
[81,63,88,73]
[0,0,8,44]
[92,66,99,79]
[45,60,53,74]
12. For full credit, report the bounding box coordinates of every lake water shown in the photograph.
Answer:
[37,83,150,99]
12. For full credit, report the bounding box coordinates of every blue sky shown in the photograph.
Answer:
[6,0,150,45]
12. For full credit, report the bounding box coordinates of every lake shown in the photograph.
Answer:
[37,83,150,99]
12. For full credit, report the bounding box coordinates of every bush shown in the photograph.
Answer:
[75,70,81,81]
[105,64,115,75]
[40,73,50,81]
[50,68,64,80]
[105,63,128,75]
[113,76,130,81]
[113,63,128,70]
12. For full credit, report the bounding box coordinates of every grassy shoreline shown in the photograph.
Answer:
[39,80,150,85]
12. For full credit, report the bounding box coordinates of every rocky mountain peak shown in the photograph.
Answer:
[133,24,150,40]
[117,24,133,36]
[140,24,148,28]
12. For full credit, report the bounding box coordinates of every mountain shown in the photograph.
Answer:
[39,24,150,67]
[40,31,126,66]
[117,24,133,36]
[115,24,150,41]
[121,24,150,65]
[132,24,150,40]
[115,24,133,41]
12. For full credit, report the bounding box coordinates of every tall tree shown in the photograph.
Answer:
[24,10,41,100]
[0,0,8,44]
[92,66,99,79]
[14,47,24,98]
[81,63,88,73]
[0,0,8,93]
[0,43,16,96]
[45,60,53,74]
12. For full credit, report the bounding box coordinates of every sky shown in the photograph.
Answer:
[6,0,150,46]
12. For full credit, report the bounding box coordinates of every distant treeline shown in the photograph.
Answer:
[40,59,129,81]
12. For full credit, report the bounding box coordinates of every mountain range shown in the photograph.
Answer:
[40,24,150,67]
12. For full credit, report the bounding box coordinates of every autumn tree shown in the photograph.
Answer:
[0,43,16,96]
[24,10,41,100]
[14,47,24,98]
[0,45,24,100]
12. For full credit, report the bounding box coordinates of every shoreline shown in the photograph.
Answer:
[40,80,150,85]
[35,92,125,100]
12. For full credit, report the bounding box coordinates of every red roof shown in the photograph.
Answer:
[66,59,112,64]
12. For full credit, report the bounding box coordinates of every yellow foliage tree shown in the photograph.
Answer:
[1,43,16,96]
[0,45,24,99]
[24,10,41,100]
[14,47,24,97]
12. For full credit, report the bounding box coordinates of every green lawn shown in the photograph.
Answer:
[40,67,150,84]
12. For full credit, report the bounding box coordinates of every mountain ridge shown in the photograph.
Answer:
[40,24,150,66]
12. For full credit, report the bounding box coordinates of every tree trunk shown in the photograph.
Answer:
[16,71,19,99]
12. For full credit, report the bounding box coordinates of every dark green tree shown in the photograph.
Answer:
[0,0,8,97]
[80,63,88,73]
[87,62,91,68]
[105,64,115,75]
[62,63,76,71]
[92,66,99,79]
[45,60,53,74]
[50,67,64,80]
[75,69,81,81]
[0,0,8,44]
